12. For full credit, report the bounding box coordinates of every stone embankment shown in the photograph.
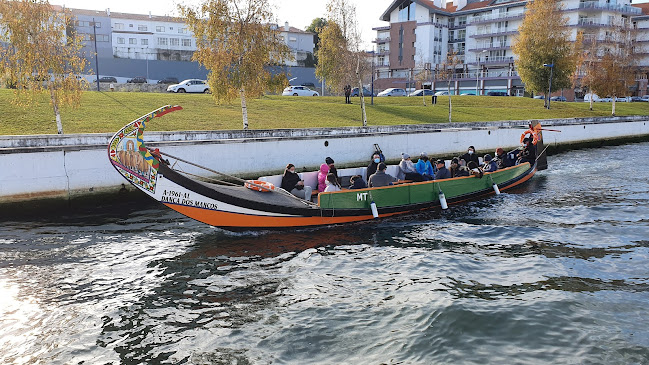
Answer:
[1,115,648,203]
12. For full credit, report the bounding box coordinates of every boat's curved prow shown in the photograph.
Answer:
[107,105,182,196]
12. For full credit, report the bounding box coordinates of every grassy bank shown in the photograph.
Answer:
[1,89,648,135]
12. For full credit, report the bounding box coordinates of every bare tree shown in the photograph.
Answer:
[436,51,462,123]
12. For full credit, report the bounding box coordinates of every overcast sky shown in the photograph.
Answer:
[51,0,394,50]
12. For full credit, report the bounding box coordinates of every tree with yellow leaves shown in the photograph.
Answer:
[581,19,637,116]
[0,0,88,134]
[180,0,292,129]
[512,0,577,108]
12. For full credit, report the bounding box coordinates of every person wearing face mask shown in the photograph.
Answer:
[281,163,312,200]
[460,146,480,166]
[366,153,381,181]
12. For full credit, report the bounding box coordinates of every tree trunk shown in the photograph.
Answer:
[50,87,63,134]
[448,82,452,123]
[612,97,616,116]
[240,87,249,130]
[589,94,593,111]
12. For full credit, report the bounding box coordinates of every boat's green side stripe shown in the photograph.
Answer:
[318,164,530,210]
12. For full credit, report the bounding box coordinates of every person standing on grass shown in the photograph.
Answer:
[344,84,351,104]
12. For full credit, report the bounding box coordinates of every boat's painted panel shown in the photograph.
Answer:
[317,163,530,210]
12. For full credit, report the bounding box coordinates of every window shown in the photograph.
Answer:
[141,39,148,45]
[75,20,91,27]
[93,22,101,28]
[114,23,124,30]
[398,1,415,22]
[156,26,165,32]
[129,24,133,28]
[458,16,467,26]
[289,36,297,42]
[178,28,187,34]
[170,38,179,46]
[94,34,109,42]
[129,38,137,45]
[138,25,148,31]
[182,39,192,47]
[158,37,168,46]
[117,37,125,44]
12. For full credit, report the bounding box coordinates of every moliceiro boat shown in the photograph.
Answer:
[108,105,547,229]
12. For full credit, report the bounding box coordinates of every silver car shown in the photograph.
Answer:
[377,88,406,97]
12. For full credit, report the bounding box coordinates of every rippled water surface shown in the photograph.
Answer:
[2,143,649,364]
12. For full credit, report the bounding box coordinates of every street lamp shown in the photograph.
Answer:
[475,49,487,96]
[543,62,554,109]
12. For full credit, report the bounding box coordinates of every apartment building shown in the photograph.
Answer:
[58,6,315,82]
[373,0,648,98]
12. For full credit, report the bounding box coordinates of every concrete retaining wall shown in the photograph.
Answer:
[1,116,648,202]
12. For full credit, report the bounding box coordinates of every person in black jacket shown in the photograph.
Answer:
[366,153,381,181]
[460,145,480,166]
[281,164,312,200]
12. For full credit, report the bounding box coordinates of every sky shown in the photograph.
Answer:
[50,0,394,50]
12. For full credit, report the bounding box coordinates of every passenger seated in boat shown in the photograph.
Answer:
[460,145,480,166]
[434,159,451,180]
[368,162,397,187]
[517,138,537,165]
[398,153,424,182]
[482,154,498,172]
[317,163,329,192]
[281,163,312,200]
[495,147,514,169]
[324,172,342,192]
[454,158,470,177]
[450,157,463,177]
[366,153,381,181]
[415,152,434,181]
[468,161,484,178]
[325,156,339,182]
[349,175,367,189]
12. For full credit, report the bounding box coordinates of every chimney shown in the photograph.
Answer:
[106,8,110,16]
[284,21,289,31]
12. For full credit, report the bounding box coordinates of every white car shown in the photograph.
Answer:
[167,79,210,93]
[434,90,450,96]
[377,88,406,97]
[282,86,319,96]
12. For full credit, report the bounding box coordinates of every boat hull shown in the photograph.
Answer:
[107,105,539,229]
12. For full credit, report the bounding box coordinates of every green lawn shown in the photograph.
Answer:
[1,89,648,135]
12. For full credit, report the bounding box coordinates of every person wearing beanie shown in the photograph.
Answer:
[368,162,397,187]
[495,147,514,169]
[324,156,338,184]
[482,154,498,172]
[415,152,434,181]
[398,152,423,181]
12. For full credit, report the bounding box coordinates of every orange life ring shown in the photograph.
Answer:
[520,129,539,145]
[244,180,274,192]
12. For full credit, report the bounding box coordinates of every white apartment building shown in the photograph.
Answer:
[374,0,648,98]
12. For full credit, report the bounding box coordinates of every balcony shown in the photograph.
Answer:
[376,50,391,56]
[565,2,642,15]
[575,18,617,27]
[466,55,515,65]
[471,29,518,38]
[469,41,512,51]
[373,37,391,44]
[469,12,524,25]
[448,37,466,43]
[440,70,520,80]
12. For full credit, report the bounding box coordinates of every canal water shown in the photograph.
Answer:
[1,142,649,364]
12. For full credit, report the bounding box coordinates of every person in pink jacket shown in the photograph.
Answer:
[317,163,330,192]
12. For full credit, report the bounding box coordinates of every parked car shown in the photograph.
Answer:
[615,96,629,102]
[550,96,567,102]
[642,95,649,102]
[167,79,210,93]
[282,85,319,96]
[351,87,376,97]
[98,76,117,83]
[157,77,179,84]
[533,95,545,99]
[487,91,507,96]
[598,97,612,102]
[301,82,316,88]
[127,76,147,84]
[434,90,449,96]
[377,88,407,97]
[409,89,434,97]
[460,92,476,96]
[630,96,643,102]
